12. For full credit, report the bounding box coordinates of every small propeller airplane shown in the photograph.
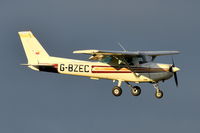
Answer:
[19,31,180,99]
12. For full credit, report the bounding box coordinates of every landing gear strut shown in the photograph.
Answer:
[153,83,163,99]
[125,82,141,96]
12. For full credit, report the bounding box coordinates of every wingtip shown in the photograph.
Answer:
[174,51,181,54]
[18,31,32,35]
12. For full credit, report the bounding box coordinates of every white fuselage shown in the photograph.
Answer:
[38,57,174,83]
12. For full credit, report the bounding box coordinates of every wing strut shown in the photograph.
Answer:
[120,56,139,77]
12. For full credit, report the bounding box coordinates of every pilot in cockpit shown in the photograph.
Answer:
[125,56,147,66]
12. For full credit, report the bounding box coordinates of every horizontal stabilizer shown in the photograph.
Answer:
[20,63,57,67]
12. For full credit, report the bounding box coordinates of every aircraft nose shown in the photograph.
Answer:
[171,67,180,72]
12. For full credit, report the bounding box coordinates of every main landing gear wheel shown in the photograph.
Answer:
[155,90,163,99]
[131,86,141,96]
[112,86,122,97]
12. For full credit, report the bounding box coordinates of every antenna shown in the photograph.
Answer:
[118,42,126,51]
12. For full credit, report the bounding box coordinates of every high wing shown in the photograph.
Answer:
[73,49,180,60]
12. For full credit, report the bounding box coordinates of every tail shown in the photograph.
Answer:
[18,31,50,70]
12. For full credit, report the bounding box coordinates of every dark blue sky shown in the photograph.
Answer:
[0,0,200,133]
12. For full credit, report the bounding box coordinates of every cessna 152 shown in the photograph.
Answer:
[19,31,180,99]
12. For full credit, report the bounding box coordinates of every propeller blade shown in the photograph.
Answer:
[174,72,178,87]
[171,57,179,87]
[172,57,175,67]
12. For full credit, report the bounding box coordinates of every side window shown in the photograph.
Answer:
[138,56,147,64]
[100,56,112,63]
[117,56,147,66]
[138,57,143,64]
[127,56,147,65]
[125,57,134,66]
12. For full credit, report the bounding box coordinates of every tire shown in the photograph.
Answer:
[131,86,141,96]
[112,86,122,97]
[155,90,163,99]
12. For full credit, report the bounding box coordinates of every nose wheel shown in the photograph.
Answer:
[153,83,164,99]
[155,90,163,99]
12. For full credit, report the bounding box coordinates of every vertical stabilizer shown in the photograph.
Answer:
[18,31,49,65]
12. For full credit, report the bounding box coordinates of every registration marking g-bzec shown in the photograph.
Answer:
[60,64,89,72]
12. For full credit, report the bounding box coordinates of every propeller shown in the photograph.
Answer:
[169,57,179,87]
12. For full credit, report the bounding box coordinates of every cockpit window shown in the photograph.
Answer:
[99,55,147,65]
[125,56,147,65]
[125,57,134,65]
[100,56,112,63]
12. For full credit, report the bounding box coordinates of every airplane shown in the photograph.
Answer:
[18,31,180,99]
